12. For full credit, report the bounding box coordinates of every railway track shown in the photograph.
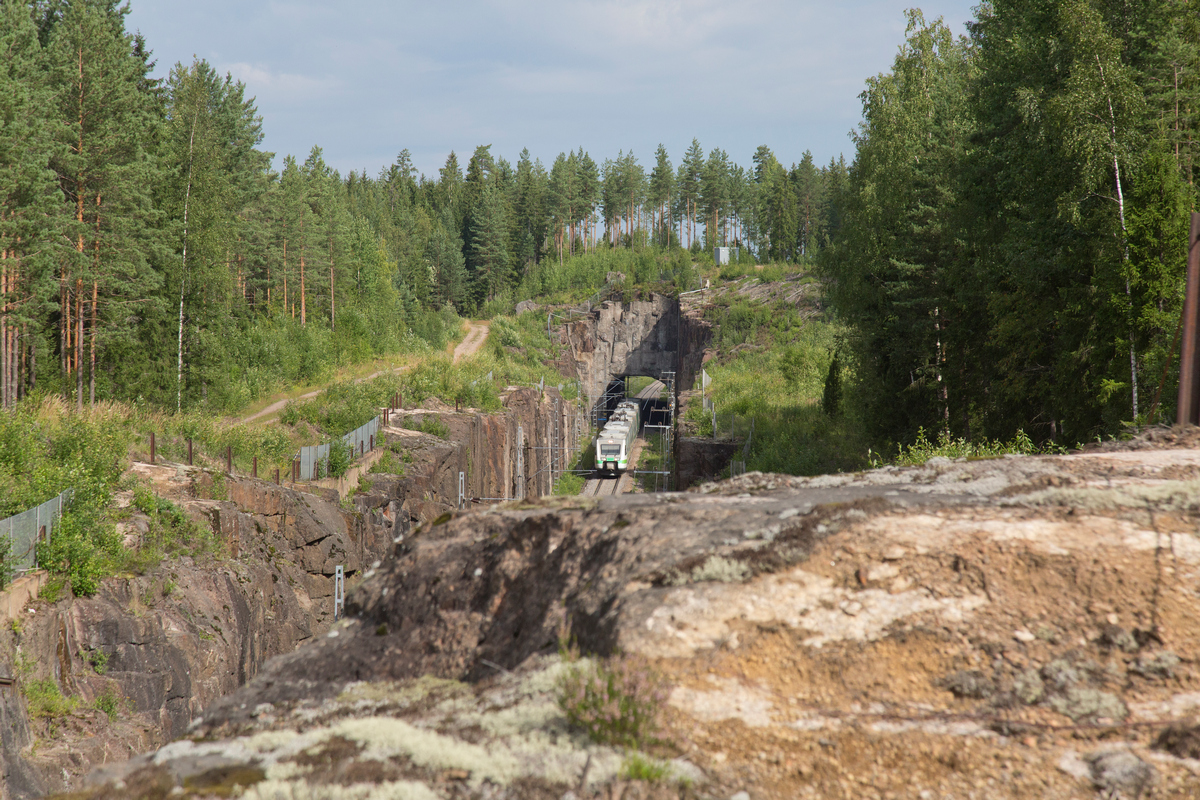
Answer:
[579,380,664,498]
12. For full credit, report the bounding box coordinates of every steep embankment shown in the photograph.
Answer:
[0,467,401,797]
[68,429,1200,799]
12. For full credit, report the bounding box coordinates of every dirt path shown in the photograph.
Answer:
[453,321,489,363]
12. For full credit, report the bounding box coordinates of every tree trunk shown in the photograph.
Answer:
[1097,55,1138,423]
[75,277,83,411]
[89,280,97,406]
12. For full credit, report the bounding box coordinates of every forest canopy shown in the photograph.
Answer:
[0,0,1197,452]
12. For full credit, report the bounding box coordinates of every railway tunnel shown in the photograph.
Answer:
[562,291,716,492]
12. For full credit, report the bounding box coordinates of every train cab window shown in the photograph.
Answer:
[600,445,620,455]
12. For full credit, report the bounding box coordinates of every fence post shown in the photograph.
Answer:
[399,393,403,410]
[187,438,193,466]
[369,434,374,452]
[275,467,280,485]
[150,432,155,464]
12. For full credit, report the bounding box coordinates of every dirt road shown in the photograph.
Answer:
[239,322,489,426]
[452,321,489,363]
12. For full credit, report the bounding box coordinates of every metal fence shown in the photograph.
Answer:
[0,488,72,574]
[297,416,381,481]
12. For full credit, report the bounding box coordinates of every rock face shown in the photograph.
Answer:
[84,439,1200,799]
[566,294,681,404]
[391,385,580,505]
[0,473,401,798]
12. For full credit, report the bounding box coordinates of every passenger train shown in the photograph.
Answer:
[594,399,640,476]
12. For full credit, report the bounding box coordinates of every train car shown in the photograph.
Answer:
[594,400,640,476]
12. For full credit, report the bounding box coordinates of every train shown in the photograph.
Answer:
[594,399,640,476]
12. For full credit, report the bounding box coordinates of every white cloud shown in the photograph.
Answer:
[220,62,340,99]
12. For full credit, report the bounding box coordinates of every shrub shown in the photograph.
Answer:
[23,678,78,719]
[557,654,668,749]
[93,686,124,720]
[327,439,353,478]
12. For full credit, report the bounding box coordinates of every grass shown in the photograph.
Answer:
[684,294,868,476]
[621,752,674,783]
[884,426,1063,467]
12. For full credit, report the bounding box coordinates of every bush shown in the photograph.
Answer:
[93,686,124,720]
[557,654,668,749]
[23,678,78,719]
[327,439,353,478]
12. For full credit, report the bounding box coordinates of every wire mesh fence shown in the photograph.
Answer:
[0,488,72,577]
[297,416,381,481]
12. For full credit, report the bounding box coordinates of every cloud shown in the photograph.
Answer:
[220,62,340,99]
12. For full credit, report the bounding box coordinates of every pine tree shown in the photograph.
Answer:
[0,0,62,407]
[47,0,164,408]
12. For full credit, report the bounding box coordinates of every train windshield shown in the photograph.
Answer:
[600,445,621,455]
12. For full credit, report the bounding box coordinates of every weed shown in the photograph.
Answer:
[368,449,405,476]
[93,686,124,720]
[85,648,109,674]
[893,427,1057,466]
[38,576,65,604]
[403,416,450,439]
[557,653,669,749]
[9,618,21,635]
[22,678,78,719]
[553,472,585,495]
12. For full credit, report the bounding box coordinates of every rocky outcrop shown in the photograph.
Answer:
[566,293,680,405]
[88,440,1200,799]
[0,473,402,798]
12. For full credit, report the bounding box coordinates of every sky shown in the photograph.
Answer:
[124,0,980,180]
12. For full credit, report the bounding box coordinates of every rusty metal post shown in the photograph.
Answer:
[149,432,155,464]
[275,467,280,485]
[292,459,299,482]
[1179,213,1200,425]
[187,438,193,465]
[399,392,403,410]
[369,434,374,451]
[252,456,258,478]
[226,445,232,474]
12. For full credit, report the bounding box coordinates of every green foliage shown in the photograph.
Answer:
[402,416,450,439]
[93,686,124,721]
[121,487,220,577]
[326,439,353,478]
[620,753,673,783]
[84,648,108,674]
[22,678,78,719]
[368,447,406,476]
[688,305,865,476]
[553,471,585,495]
[891,427,1061,467]
[557,654,668,749]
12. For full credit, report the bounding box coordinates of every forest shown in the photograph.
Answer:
[0,0,846,415]
[823,2,1200,446]
[0,0,1198,450]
